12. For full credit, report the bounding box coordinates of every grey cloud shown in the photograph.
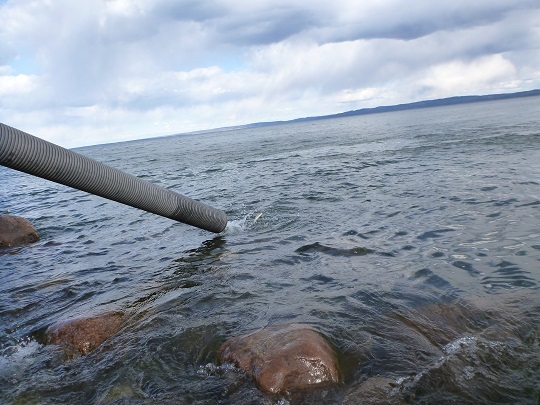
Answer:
[214,7,320,46]
[99,1,269,46]
[317,0,540,43]
[146,1,322,46]
[251,6,539,101]
[138,0,540,57]
[151,0,226,22]
[144,1,540,47]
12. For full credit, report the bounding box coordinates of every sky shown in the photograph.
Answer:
[1,0,539,148]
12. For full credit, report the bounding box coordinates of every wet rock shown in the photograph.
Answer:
[219,323,340,394]
[45,311,125,356]
[99,384,140,404]
[0,214,40,247]
[396,299,496,347]
[344,377,406,404]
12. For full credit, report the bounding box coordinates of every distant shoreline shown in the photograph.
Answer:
[173,89,540,138]
[249,88,540,128]
[74,89,540,149]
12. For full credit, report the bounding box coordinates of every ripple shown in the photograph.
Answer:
[417,228,455,240]
[481,260,537,290]
[296,242,376,257]
[452,260,481,275]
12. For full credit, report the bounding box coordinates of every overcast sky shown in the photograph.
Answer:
[1,0,539,147]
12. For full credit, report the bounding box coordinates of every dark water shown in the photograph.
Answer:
[1,97,539,404]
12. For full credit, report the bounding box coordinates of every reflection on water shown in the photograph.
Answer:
[1,97,539,403]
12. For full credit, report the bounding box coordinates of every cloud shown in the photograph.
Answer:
[0,0,539,147]
[0,73,38,97]
[419,54,517,96]
[315,0,540,42]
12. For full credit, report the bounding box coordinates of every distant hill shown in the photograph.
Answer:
[248,89,540,128]
[176,89,540,137]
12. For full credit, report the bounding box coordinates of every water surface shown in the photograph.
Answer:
[1,97,539,403]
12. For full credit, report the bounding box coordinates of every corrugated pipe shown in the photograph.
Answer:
[0,123,228,233]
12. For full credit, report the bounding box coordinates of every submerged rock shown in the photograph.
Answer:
[45,311,125,356]
[0,214,40,247]
[344,377,406,404]
[219,323,340,394]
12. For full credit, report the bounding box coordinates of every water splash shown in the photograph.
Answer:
[223,212,264,234]
[443,335,479,355]
[197,362,239,377]
[0,337,42,382]
[224,219,248,235]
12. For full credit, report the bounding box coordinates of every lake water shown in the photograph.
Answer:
[1,97,539,403]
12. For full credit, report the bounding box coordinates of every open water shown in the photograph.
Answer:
[1,97,539,404]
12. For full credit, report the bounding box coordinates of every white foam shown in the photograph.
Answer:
[223,212,264,235]
[0,338,42,379]
[223,219,247,235]
[197,362,238,376]
[443,335,478,355]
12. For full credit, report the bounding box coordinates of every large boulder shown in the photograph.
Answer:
[45,311,125,357]
[0,214,40,247]
[219,323,341,394]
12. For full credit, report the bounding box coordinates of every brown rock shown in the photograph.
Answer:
[219,323,340,394]
[45,311,125,356]
[0,214,40,247]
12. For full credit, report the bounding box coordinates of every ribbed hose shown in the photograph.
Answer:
[0,123,228,233]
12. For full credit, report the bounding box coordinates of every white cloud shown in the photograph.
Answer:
[419,55,517,96]
[0,73,39,107]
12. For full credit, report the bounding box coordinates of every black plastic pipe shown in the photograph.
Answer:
[0,123,228,233]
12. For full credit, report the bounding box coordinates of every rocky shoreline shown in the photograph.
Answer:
[3,214,536,403]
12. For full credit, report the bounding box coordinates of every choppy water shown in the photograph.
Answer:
[1,97,539,404]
